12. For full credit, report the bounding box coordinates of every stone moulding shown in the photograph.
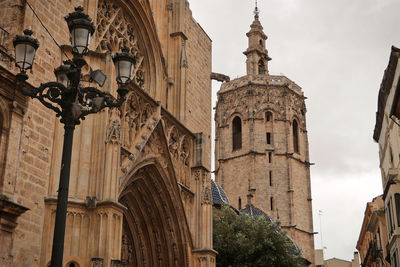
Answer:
[0,198,29,232]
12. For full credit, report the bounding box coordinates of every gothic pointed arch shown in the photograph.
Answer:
[119,122,192,267]
[95,0,166,99]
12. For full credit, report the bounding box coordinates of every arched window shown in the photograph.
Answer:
[293,120,299,153]
[259,39,263,47]
[232,116,242,150]
[258,59,266,74]
[265,111,272,122]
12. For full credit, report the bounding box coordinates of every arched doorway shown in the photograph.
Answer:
[119,164,189,267]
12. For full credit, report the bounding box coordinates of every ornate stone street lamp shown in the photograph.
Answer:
[13,6,136,267]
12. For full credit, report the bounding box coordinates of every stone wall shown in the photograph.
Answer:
[184,7,212,170]
[0,0,214,266]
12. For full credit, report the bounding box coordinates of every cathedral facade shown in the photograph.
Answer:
[214,11,315,265]
[0,0,214,266]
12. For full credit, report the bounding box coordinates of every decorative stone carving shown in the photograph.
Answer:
[96,0,145,88]
[91,258,104,267]
[121,226,134,266]
[163,116,194,188]
[106,109,122,144]
[142,133,168,169]
[121,92,155,152]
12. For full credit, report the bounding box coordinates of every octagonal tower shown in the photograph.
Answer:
[214,8,315,265]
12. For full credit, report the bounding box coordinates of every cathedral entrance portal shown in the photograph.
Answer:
[119,164,189,267]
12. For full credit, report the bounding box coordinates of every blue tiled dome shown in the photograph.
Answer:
[211,179,230,206]
[240,204,274,224]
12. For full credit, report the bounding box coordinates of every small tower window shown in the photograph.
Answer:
[268,152,272,163]
[270,197,274,210]
[269,171,272,186]
[258,59,266,75]
[232,116,242,150]
[265,111,272,122]
[238,197,242,210]
[259,39,263,47]
[293,119,299,153]
[266,132,271,144]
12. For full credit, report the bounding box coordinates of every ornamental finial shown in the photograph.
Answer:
[254,0,260,18]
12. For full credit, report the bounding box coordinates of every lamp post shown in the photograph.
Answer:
[13,6,136,267]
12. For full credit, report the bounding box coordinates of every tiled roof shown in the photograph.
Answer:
[240,204,273,224]
[211,179,230,206]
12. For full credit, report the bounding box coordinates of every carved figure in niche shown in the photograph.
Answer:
[140,104,153,128]
[180,136,190,166]
[168,127,179,159]
[106,110,121,144]
[203,186,211,204]
[121,226,135,266]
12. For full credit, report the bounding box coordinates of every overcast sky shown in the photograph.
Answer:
[189,0,400,261]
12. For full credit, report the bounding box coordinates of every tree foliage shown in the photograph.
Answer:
[213,205,305,267]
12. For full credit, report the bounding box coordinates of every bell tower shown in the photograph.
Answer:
[243,4,271,76]
[214,4,315,266]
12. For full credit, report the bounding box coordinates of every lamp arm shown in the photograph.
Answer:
[78,86,126,119]
[16,77,66,117]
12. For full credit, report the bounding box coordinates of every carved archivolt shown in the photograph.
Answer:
[162,117,193,187]
[121,92,156,151]
[96,0,145,88]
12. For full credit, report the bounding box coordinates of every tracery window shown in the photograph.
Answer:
[232,116,242,150]
[293,119,299,153]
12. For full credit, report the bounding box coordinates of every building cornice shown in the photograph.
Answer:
[373,46,400,142]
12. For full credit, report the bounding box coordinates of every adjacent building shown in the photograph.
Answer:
[315,250,360,267]
[374,46,400,267]
[357,195,389,266]
[214,7,315,265]
[0,0,215,266]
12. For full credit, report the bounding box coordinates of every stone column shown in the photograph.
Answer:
[192,133,216,267]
